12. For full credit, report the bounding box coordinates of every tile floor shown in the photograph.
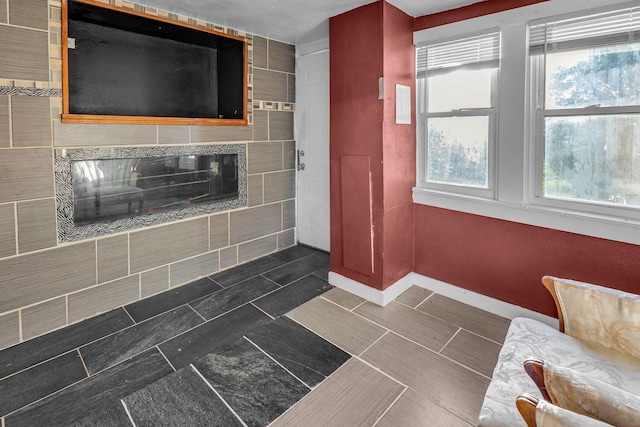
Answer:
[0,245,511,426]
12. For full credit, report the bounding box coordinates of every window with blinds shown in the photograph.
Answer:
[416,32,500,195]
[529,4,640,210]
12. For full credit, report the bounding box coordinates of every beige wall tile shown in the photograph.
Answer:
[9,0,48,30]
[17,198,57,253]
[269,111,294,140]
[0,203,16,258]
[287,75,296,103]
[21,297,67,341]
[229,203,282,245]
[219,246,237,270]
[283,140,295,170]
[253,36,267,69]
[264,170,295,203]
[248,174,263,207]
[254,69,288,102]
[0,148,53,203]
[130,217,209,273]
[158,126,190,144]
[169,251,219,287]
[283,199,295,229]
[68,275,139,323]
[268,40,295,73]
[253,110,268,142]
[237,234,277,263]
[288,296,386,355]
[97,235,129,284]
[0,311,20,351]
[141,266,169,298]
[0,0,6,23]
[209,213,229,250]
[278,229,294,249]
[11,95,51,147]
[190,124,252,143]
[271,359,403,427]
[0,26,48,81]
[0,241,96,313]
[54,122,157,147]
[0,96,10,147]
[248,141,282,174]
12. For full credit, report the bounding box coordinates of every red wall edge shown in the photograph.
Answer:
[414,205,640,317]
[414,0,549,30]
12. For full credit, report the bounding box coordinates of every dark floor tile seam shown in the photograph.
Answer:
[155,345,177,372]
[208,254,286,286]
[249,302,276,321]
[187,302,208,322]
[257,274,284,289]
[0,347,84,384]
[188,363,248,426]
[121,305,137,324]
[242,335,314,390]
[115,400,136,427]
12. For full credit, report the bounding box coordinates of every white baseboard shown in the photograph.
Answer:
[328,271,414,307]
[412,273,558,328]
[328,270,558,328]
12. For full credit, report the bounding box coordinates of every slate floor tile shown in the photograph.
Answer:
[190,275,280,320]
[0,351,87,417]
[0,308,133,380]
[69,402,132,427]
[159,304,271,369]
[253,274,332,318]
[124,366,243,427]
[312,266,330,281]
[246,317,350,388]
[209,256,284,287]
[269,245,318,263]
[262,254,329,286]
[5,348,173,427]
[125,277,222,322]
[193,338,310,427]
[80,306,204,374]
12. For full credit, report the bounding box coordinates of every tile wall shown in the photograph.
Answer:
[0,0,297,350]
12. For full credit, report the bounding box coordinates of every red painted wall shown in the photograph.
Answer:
[329,1,415,290]
[414,206,640,317]
[330,2,385,289]
[414,0,549,30]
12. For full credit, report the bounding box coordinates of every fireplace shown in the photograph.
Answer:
[55,145,247,242]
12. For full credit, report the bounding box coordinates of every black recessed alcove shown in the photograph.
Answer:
[66,0,246,123]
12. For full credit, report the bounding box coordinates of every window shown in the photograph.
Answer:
[417,32,500,197]
[530,6,640,213]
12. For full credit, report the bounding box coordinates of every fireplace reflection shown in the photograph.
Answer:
[72,154,238,225]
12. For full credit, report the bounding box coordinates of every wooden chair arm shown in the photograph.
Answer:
[541,276,565,332]
[516,393,539,427]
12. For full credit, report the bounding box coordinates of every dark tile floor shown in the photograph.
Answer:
[0,245,348,427]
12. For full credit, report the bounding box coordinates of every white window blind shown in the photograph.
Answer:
[416,31,500,78]
[529,5,640,54]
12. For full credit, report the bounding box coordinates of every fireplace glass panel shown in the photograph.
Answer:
[72,154,238,225]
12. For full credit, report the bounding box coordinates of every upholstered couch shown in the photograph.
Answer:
[478,276,640,426]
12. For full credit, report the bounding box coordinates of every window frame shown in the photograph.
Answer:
[417,33,500,199]
[413,0,640,247]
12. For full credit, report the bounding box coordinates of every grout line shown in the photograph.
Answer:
[122,306,136,324]
[463,327,505,346]
[186,303,208,322]
[120,400,137,427]
[244,335,312,390]
[190,364,249,427]
[17,309,23,343]
[438,327,461,354]
[359,330,390,357]
[371,386,408,427]
[94,240,99,285]
[13,202,18,255]
[77,348,91,377]
[249,302,275,320]
[156,345,177,372]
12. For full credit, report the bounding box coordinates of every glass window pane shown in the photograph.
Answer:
[545,42,640,109]
[427,116,489,187]
[428,68,493,112]
[543,114,640,207]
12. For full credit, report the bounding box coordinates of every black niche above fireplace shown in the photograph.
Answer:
[55,145,247,242]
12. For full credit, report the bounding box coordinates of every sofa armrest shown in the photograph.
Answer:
[541,276,640,359]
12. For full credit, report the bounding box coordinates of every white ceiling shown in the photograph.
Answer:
[139,0,484,45]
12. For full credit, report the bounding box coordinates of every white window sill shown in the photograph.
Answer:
[413,187,640,246]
